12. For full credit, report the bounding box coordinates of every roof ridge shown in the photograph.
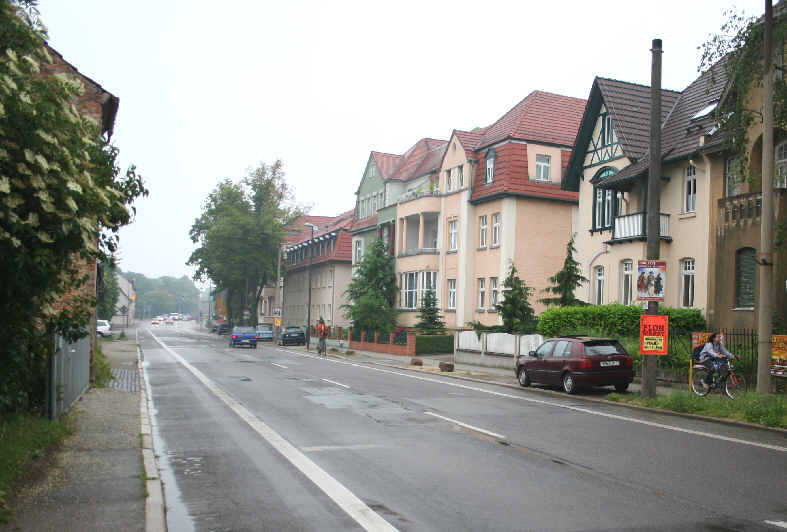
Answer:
[596,76,682,94]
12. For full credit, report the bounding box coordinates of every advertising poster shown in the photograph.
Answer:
[691,332,712,350]
[772,335,787,377]
[637,260,666,302]
[640,315,668,355]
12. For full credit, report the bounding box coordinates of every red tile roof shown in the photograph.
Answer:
[389,138,448,181]
[284,215,338,244]
[372,152,401,179]
[284,210,354,270]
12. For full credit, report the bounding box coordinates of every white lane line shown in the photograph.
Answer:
[321,378,350,389]
[271,362,288,369]
[149,332,397,532]
[424,412,505,440]
[765,520,787,529]
[301,444,383,453]
[273,346,787,454]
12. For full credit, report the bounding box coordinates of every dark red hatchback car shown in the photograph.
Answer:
[515,337,634,394]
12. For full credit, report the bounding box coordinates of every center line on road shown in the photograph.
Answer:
[424,412,505,440]
[148,332,397,532]
[321,378,350,389]
[271,362,288,369]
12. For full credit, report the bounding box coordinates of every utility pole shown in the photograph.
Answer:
[642,38,663,399]
[758,0,774,394]
[305,223,318,350]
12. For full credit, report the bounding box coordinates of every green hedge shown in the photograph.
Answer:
[415,334,454,355]
[537,304,705,338]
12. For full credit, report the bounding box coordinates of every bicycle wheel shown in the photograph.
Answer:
[691,366,711,396]
[724,372,747,399]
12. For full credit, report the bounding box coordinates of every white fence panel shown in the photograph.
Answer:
[486,333,516,355]
[519,334,544,356]
[458,331,482,352]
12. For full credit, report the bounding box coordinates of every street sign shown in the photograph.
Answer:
[640,315,668,355]
[636,260,666,302]
[274,317,281,327]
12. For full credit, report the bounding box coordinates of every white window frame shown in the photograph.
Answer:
[535,154,551,181]
[457,165,464,188]
[447,279,456,310]
[605,115,614,145]
[595,188,603,229]
[448,219,458,251]
[401,272,419,309]
[603,190,613,227]
[594,266,604,305]
[479,215,487,248]
[354,239,363,264]
[776,141,787,188]
[490,277,498,308]
[478,278,486,309]
[621,260,633,305]
[420,271,438,305]
[445,169,452,192]
[492,213,500,247]
[485,157,494,184]
[685,165,697,213]
[725,158,741,197]
[681,258,695,308]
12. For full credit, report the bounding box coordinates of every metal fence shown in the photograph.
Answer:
[47,333,91,419]
[719,328,758,380]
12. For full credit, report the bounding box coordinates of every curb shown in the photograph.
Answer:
[137,332,167,532]
[330,352,787,437]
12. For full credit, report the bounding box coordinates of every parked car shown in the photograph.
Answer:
[515,337,633,394]
[217,323,229,335]
[151,318,160,326]
[278,326,305,346]
[255,324,273,342]
[96,319,112,338]
[229,326,257,348]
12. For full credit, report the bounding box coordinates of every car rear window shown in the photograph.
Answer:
[286,327,302,332]
[235,326,255,333]
[583,340,626,356]
[258,325,272,331]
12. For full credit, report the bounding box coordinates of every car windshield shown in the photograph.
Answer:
[583,340,626,356]
[234,326,255,333]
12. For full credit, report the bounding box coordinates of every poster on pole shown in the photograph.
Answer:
[772,335,787,377]
[640,315,668,355]
[637,260,666,302]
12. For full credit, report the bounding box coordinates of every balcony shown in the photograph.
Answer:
[608,212,671,243]
[398,212,439,257]
[719,192,761,225]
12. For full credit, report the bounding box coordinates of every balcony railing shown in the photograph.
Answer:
[719,192,761,225]
[611,212,670,242]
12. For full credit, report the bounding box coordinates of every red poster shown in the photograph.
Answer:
[640,315,668,355]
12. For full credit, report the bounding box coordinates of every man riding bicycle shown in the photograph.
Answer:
[316,317,328,356]
[699,332,736,389]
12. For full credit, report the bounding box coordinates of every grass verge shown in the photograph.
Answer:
[93,341,112,388]
[0,413,74,522]
[607,390,787,428]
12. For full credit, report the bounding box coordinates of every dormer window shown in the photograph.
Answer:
[535,155,551,181]
[604,115,615,145]
[485,149,496,184]
[690,102,718,121]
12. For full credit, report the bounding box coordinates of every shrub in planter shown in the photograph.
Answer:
[415,334,454,355]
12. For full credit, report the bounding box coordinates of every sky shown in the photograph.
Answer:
[36,0,766,280]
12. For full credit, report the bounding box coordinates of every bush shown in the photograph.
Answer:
[93,343,112,388]
[415,334,454,355]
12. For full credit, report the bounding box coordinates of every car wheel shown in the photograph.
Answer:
[562,372,577,394]
[517,367,531,387]
[614,383,629,393]
[253,344,257,349]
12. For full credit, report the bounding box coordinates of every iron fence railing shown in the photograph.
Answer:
[47,333,91,419]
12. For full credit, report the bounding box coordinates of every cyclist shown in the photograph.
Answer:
[316,317,328,357]
[699,332,736,389]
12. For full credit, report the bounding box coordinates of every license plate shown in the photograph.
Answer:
[600,360,620,367]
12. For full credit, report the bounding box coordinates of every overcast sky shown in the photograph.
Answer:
[37,0,764,280]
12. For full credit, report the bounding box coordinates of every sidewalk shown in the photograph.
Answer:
[1,331,146,532]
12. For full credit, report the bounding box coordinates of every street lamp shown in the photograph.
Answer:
[304,223,318,350]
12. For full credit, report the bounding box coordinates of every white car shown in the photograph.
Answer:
[97,319,112,337]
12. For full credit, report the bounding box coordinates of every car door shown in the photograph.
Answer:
[542,340,570,385]
[528,341,555,383]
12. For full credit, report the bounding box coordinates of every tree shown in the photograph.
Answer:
[415,289,445,334]
[343,239,398,332]
[97,261,119,320]
[0,1,147,414]
[539,234,588,307]
[495,264,537,334]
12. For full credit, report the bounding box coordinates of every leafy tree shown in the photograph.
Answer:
[125,272,199,318]
[495,264,537,334]
[97,261,119,320]
[187,161,298,325]
[0,1,147,414]
[539,234,588,307]
[415,289,445,334]
[343,238,398,332]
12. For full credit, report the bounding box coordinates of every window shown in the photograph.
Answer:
[621,260,633,305]
[553,340,570,358]
[485,150,496,184]
[490,277,498,307]
[457,165,464,188]
[445,169,452,191]
[402,272,419,309]
[447,279,456,310]
[776,141,787,188]
[492,213,500,246]
[354,240,363,264]
[685,165,697,212]
[603,190,613,227]
[594,266,604,305]
[735,248,756,308]
[681,258,695,308]
[479,215,487,248]
[605,115,615,145]
[535,341,554,357]
[420,271,438,304]
[535,155,551,181]
[595,188,603,229]
[448,219,458,251]
[725,158,741,197]
[477,278,485,309]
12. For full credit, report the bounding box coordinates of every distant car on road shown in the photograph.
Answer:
[515,337,634,394]
[96,319,112,338]
[278,326,305,346]
[229,326,257,349]
[255,324,273,342]
[217,323,229,335]
[151,317,160,326]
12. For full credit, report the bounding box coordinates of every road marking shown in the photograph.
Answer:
[301,444,383,453]
[273,346,787,454]
[765,520,787,529]
[149,332,397,532]
[424,412,505,440]
[321,378,350,389]
[271,363,288,369]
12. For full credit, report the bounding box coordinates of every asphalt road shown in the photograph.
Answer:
[139,323,787,532]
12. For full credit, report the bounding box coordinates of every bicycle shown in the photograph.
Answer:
[691,357,747,399]
[318,336,327,357]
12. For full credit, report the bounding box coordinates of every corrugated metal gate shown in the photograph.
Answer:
[48,334,91,419]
